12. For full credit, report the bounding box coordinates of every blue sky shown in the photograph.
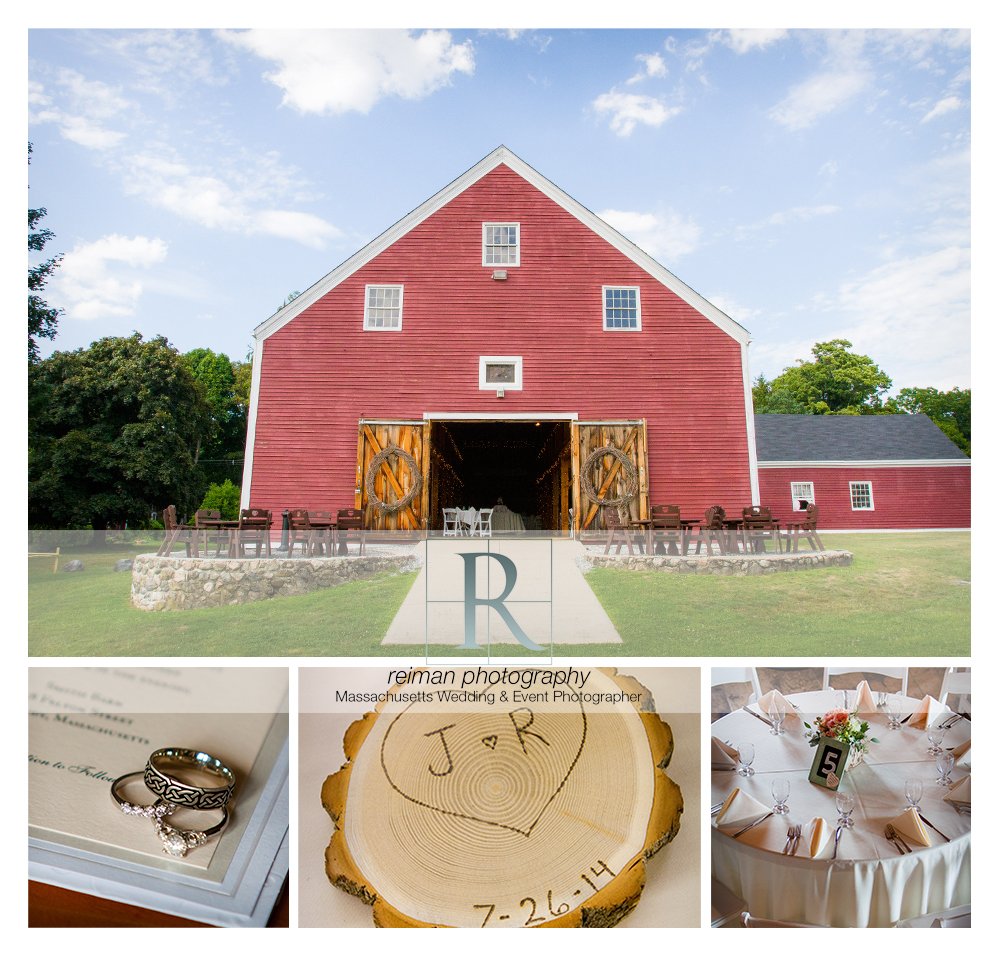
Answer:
[26,16,973,392]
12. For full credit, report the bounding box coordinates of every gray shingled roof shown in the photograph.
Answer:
[755,414,968,461]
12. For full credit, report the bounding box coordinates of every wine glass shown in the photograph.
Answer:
[926,726,945,756]
[935,750,956,786]
[771,778,790,814]
[886,695,904,730]
[737,742,755,777]
[767,701,786,736]
[904,778,923,811]
[835,789,855,827]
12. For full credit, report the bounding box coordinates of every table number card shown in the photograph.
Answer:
[808,736,850,790]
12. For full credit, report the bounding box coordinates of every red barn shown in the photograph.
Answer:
[242,146,758,531]
[755,414,970,530]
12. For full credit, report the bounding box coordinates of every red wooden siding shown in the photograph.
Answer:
[758,465,971,529]
[248,164,753,521]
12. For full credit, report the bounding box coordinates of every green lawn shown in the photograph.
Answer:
[28,533,969,657]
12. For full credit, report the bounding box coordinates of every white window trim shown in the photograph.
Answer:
[849,480,875,511]
[790,481,815,511]
[482,222,520,267]
[602,285,642,331]
[478,355,523,391]
[363,283,404,331]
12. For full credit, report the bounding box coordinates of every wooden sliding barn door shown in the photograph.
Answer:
[571,420,649,532]
[356,420,430,530]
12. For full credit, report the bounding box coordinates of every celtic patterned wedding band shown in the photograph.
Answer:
[144,748,236,810]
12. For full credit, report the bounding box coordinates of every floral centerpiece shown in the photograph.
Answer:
[804,709,878,769]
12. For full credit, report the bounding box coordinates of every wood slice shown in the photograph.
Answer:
[322,668,683,927]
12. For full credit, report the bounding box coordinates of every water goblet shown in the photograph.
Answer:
[771,778,790,815]
[904,778,923,811]
[737,742,755,778]
[935,750,955,786]
[886,695,904,730]
[835,789,855,828]
[926,725,945,756]
[767,702,786,736]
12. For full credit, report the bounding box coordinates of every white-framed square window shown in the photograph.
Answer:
[790,482,815,511]
[849,481,874,511]
[363,284,404,330]
[482,223,520,266]
[479,355,523,391]
[603,286,641,330]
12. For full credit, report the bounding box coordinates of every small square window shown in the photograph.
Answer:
[483,223,520,266]
[364,284,403,331]
[603,286,641,330]
[849,481,874,511]
[790,482,815,511]
[479,355,522,390]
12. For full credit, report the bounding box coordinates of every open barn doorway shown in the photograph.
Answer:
[428,419,573,531]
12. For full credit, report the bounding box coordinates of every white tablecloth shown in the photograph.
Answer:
[711,690,971,927]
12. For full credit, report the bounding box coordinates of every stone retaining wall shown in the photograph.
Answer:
[588,550,853,575]
[131,553,418,611]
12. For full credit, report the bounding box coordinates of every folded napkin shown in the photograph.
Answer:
[854,680,878,715]
[757,689,799,724]
[908,694,949,730]
[945,775,971,807]
[804,816,834,859]
[889,807,932,847]
[711,736,739,770]
[952,738,971,769]
[715,787,771,828]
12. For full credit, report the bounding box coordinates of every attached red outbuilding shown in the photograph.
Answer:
[242,146,758,531]
[755,414,970,530]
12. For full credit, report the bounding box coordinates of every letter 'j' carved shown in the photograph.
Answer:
[424,723,457,776]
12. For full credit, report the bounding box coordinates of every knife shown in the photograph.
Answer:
[890,825,912,853]
[733,811,773,837]
[832,825,843,860]
[919,814,951,842]
[741,705,775,729]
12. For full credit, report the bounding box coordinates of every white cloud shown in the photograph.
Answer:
[831,246,970,388]
[222,29,474,114]
[121,150,341,247]
[627,52,667,84]
[766,204,840,226]
[598,208,701,261]
[920,95,962,123]
[769,67,871,130]
[592,91,682,136]
[715,29,789,54]
[28,69,131,150]
[705,294,761,327]
[52,235,168,321]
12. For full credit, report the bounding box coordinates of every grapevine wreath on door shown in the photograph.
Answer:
[364,443,423,515]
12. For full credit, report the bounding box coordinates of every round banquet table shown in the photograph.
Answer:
[711,690,971,927]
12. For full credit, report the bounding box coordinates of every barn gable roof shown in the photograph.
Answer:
[253,145,750,344]
[755,413,969,464]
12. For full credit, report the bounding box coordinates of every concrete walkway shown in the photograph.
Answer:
[382,538,622,646]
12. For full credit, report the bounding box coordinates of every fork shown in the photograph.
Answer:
[884,824,905,853]
[790,823,801,855]
[889,824,912,853]
[782,825,796,854]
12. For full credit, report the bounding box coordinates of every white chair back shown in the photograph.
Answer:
[477,508,494,537]
[822,666,907,696]
[939,667,971,714]
[442,508,461,537]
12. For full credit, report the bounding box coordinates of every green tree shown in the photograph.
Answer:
[886,386,971,454]
[764,339,892,415]
[29,334,214,530]
[198,480,241,520]
[751,373,810,414]
[29,144,62,363]
[182,348,250,486]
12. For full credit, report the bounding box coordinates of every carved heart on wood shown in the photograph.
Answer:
[379,694,587,837]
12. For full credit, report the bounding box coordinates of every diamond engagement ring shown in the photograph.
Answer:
[111,769,229,857]
[143,748,237,809]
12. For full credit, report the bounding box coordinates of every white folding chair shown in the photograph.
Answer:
[442,508,461,537]
[476,508,493,537]
[740,912,826,928]
[823,666,907,696]
[712,668,762,703]
[939,668,971,715]
[711,878,747,928]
